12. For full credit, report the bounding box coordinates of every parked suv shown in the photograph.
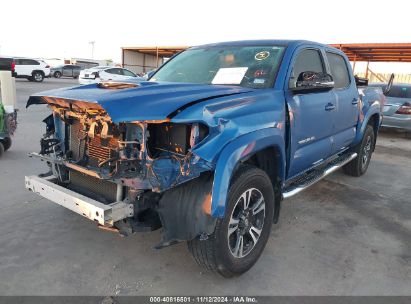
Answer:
[14,58,51,82]
[51,65,82,79]
[0,57,16,76]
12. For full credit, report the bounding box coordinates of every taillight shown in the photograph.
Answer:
[11,60,15,72]
[395,102,411,115]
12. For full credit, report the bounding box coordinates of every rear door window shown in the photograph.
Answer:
[106,68,123,75]
[326,52,350,89]
[122,69,136,77]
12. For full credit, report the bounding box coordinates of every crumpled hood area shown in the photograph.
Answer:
[27,81,253,122]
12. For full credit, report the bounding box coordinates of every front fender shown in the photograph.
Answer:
[210,127,285,217]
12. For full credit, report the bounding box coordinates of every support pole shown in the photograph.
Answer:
[365,61,370,78]
[156,47,159,68]
[352,55,357,74]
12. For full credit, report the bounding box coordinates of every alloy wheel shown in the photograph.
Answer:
[227,188,266,258]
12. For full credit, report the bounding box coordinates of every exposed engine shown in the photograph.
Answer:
[33,99,211,206]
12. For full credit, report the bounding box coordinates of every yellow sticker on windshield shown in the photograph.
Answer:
[255,51,270,61]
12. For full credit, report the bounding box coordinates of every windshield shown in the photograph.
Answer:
[151,45,285,89]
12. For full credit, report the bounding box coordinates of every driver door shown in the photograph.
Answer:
[286,48,336,178]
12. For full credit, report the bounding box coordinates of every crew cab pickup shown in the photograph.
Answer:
[25,40,385,277]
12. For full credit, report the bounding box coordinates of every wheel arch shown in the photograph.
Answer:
[354,105,381,147]
[32,70,45,76]
[367,113,380,151]
[210,128,285,218]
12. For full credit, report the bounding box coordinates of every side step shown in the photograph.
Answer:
[283,153,357,199]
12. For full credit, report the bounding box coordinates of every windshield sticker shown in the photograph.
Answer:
[253,78,266,84]
[255,51,270,61]
[212,67,248,85]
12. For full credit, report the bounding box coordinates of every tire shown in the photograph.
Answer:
[32,71,44,82]
[54,71,62,78]
[0,142,4,158]
[2,137,11,151]
[343,125,375,177]
[188,165,274,277]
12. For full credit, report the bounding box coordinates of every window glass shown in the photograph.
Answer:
[385,85,411,98]
[152,45,285,89]
[106,68,122,75]
[122,69,136,77]
[326,52,350,88]
[22,59,39,65]
[292,49,324,78]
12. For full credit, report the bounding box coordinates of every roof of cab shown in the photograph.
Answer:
[192,39,328,49]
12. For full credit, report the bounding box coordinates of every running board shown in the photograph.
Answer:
[283,153,357,199]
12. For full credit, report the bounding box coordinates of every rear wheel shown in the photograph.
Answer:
[344,125,375,176]
[32,71,44,82]
[0,142,4,158]
[188,166,274,277]
[2,137,11,151]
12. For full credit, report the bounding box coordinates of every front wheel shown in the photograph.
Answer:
[188,165,274,277]
[54,71,62,78]
[344,125,375,177]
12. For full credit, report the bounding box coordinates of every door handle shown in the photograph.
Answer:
[352,98,359,105]
[325,103,336,111]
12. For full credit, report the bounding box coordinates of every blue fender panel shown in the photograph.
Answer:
[210,127,285,217]
[353,101,381,146]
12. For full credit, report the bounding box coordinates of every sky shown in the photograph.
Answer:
[1,0,410,73]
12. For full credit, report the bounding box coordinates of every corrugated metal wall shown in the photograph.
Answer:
[357,73,411,84]
[123,50,164,74]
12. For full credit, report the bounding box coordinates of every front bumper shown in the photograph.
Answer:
[25,175,133,226]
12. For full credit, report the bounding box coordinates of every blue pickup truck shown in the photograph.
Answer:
[26,40,385,277]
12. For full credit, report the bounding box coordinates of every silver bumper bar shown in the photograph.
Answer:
[25,175,133,226]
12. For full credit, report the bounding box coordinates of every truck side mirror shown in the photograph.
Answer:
[290,71,334,93]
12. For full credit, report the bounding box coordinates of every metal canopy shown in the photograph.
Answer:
[121,46,187,58]
[124,43,411,62]
[330,43,411,62]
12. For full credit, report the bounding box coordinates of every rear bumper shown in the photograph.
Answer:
[79,77,98,85]
[25,175,133,226]
[382,115,411,131]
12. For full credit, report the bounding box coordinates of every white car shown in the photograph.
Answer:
[14,58,51,82]
[78,66,143,84]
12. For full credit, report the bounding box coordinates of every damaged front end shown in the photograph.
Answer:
[26,96,216,246]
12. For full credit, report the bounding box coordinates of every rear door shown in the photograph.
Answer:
[73,66,81,77]
[325,51,359,154]
[62,65,73,77]
[286,48,335,178]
